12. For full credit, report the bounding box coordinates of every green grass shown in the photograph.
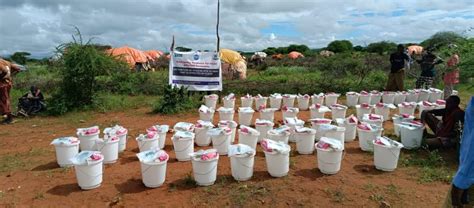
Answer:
[0,148,50,173]
[401,150,454,183]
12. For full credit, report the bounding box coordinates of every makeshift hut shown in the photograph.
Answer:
[219,48,247,80]
[288,51,304,59]
[407,45,423,55]
[272,54,284,60]
[106,46,149,71]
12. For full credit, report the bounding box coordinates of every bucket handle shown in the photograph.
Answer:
[77,167,102,184]
[174,140,193,153]
[235,157,254,169]
[194,163,218,176]
[213,136,230,147]
[318,151,345,165]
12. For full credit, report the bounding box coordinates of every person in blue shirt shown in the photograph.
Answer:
[445,96,474,207]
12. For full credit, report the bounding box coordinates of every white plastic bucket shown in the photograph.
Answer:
[118,134,127,152]
[311,96,324,105]
[394,93,406,105]
[310,109,326,119]
[140,160,167,188]
[238,111,254,126]
[392,117,414,137]
[172,137,194,161]
[346,94,359,107]
[268,131,290,144]
[418,91,430,102]
[374,107,391,121]
[370,94,382,105]
[362,118,384,129]
[418,105,436,118]
[295,132,316,154]
[223,99,235,109]
[256,124,274,143]
[406,93,419,103]
[264,150,290,177]
[282,97,296,108]
[230,153,255,181]
[382,93,396,104]
[357,128,383,151]
[339,122,357,142]
[205,96,218,109]
[238,130,259,150]
[311,122,332,141]
[191,156,219,186]
[325,127,346,150]
[53,142,80,167]
[398,106,416,116]
[255,97,268,109]
[195,127,212,146]
[74,158,103,190]
[199,111,215,123]
[316,146,343,175]
[297,97,310,111]
[282,111,298,119]
[260,111,275,122]
[358,95,371,105]
[399,124,424,149]
[331,108,347,121]
[356,106,372,120]
[78,133,99,151]
[137,137,159,153]
[158,132,167,149]
[95,139,120,164]
[269,97,282,109]
[325,95,339,106]
[219,111,234,122]
[241,97,253,108]
[211,132,232,155]
[373,142,402,171]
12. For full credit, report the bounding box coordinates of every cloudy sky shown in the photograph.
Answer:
[0,0,473,58]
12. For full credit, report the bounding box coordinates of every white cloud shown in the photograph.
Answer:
[0,0,472,57]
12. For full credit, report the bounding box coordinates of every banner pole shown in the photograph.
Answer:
[216,0,220,52]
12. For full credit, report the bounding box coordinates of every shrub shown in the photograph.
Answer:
[152,85,199,114]
[366,41,397,55]
[326,40,353,53]
[421,31,466,49]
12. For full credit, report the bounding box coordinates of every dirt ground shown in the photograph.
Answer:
[0,103,455,207]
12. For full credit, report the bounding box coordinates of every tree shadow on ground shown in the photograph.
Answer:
[294,168,325,180]
[31,161,60,171]
[114,178,148,194]
[47,183,81,196]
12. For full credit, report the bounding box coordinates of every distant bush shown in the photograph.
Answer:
[366,41,397,55]
[326,40,353,53]
[421,31,466,49]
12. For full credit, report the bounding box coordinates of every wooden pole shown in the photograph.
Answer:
[216,0,220,52]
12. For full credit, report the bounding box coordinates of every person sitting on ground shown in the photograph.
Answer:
[421,95,465,149]
[17,86,45,117]
[415,48,443,89]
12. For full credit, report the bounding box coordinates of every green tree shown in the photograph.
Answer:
[366,41,397,55]
[327,40,353,53]
[10,52,31,65]
[263,47,277,55]
[287,44,310,53]
[421,31,466,49]
[353,45,365,52]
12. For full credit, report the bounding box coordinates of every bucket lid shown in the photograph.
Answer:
[51,136,80,146]
[76,126,100,136]
[297,94,310,99]
[284,117,304,126]
[363,114,383,121]
[282,106,299,113]
[136,132,159,141]
[282,94,296,98]
[310,118,332,124]
[218,120,238,128]
[147,124,170,133]
[173,131,195,140]
[315,137,343,151]
[189,149,219,161]
[239,125,260,136]
[325,92,340,97]
[357,122,379,131]
[217,107,234,113]
[104,125,128,138]
[294,127,316,134]
[312,93,325,97]
[239,107,255,113]
[268,125,291,135]
[136,149,169,164]
[373,136,403,148]
[228,144,255,157]
[346,91,358,96]
[70,151,103,165]
[199,105,215,113]
[195,120,215,129]
[96,136,119,144]
[357,103,373,109]
[223,93,235,100]
[330,104,348,110]
[260,107,277,113]
[260,139,290,154]
[207,127,232,136]
[173,122,195,132]
[270,93,282,98]
[255,119,274,127]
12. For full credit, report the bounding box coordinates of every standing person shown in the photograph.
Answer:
[386,44,410,91]
[415,48,443,89]
[443,50,460,99]
[444,96,473,207]
[0,58,21,124]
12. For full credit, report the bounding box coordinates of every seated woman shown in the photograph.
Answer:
[17,86,45,117]
[421,95,465,149]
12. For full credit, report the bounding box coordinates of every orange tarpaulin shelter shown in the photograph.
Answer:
[144,50,164,60]
[407,45,423,55]
[272,54,284,60]
[106,46,148,68]
[288,51,304,59]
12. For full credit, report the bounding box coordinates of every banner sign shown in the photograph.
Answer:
[169,51,222,91]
